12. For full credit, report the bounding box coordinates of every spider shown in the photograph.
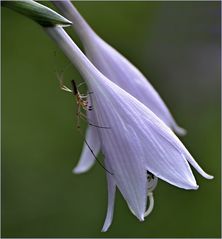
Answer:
[58,72,110,129]
[57,72,113,175]
[58,71,92,128]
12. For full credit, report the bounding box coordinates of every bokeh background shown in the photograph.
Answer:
[2,1,221,238]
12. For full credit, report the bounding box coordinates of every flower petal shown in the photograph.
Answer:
[142,128,198,189]
[102,163,116,232]
[52,1,185,135]
[47,26,213,188]
[73,125,100,174]
[88,73,212,190]
[148,120,214,180]
[85,35,185,136]
[94,103,148,220]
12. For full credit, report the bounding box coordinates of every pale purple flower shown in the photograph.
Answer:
[46,26,213,232]
[52,1,186,175]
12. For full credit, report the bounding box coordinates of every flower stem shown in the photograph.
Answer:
[2,0,72,27]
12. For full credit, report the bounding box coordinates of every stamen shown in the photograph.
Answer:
[144,192,154,217]
[127,174,158,218]
[144,173,158,218]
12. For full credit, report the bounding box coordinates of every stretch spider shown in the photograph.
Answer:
[57,72,113,175]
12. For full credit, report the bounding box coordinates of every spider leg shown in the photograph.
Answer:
[69,90,113,175]
[79,111,88,121]
[79,112,111,129]
[55,70,63,82]
[61,85,73,93]
[80,95,88,99]
[77,82,86,89]
[57,71,73,93]
[76,104,81,130]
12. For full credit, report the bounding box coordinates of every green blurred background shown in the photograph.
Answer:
[2,1,221,238]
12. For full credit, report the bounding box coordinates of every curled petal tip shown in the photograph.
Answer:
[139,214,145,222]
[184,182,199,190]
[128,204,145,221]
[206,174,214,180]
[188,180,199,190]
[72,166,86,174]
[72,158,95,174]
[101,226,108,233]
[72,167,79,174]
[198,170,214,180]
[101,209,113,232]
[173,125,187,136]
[194,184,199,190]
[134,212,144,222]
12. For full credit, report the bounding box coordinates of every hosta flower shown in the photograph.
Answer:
[52,0,186,175]
[46,26,213,232]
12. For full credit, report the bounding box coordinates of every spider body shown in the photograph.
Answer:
[71,79,92,112]
[59,78,92,128]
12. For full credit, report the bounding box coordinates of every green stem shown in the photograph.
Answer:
[2,0,72,27]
